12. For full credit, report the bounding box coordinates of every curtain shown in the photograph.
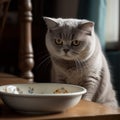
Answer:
[78,0,106,49]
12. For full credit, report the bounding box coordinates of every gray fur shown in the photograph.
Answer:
[44,17,118,108]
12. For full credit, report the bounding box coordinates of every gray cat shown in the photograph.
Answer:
[43,17,118,108]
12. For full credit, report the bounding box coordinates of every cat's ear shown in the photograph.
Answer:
[43,17,58,29]
[78,21,94,35]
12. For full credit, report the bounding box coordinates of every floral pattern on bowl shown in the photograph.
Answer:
[1,85,70,95]
[1,86,35,95]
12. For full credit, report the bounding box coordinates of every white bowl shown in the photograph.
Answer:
[0,83,87,114]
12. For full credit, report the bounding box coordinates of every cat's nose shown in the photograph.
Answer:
[63,48,69,53]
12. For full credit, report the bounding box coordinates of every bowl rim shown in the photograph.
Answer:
[0,83,87,97]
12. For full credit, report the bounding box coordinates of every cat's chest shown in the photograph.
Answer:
[53,61,101,84]
[55,64,87,83]
[54,59,90,77]
[52,57,102,84]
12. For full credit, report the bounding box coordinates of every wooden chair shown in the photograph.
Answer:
[0,0,34,82]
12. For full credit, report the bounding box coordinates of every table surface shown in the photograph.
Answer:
[0,73,120,120]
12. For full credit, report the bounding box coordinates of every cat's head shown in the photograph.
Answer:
[44,17,96,61]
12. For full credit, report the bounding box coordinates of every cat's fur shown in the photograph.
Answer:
[43,17,118,108]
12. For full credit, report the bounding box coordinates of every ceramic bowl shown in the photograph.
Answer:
[0,83,87,114]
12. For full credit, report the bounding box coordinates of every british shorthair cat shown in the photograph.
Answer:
[43,17,118,108]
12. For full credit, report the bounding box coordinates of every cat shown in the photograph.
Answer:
[43,17,118,108]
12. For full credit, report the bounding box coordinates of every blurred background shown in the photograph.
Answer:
[0,0,120,104]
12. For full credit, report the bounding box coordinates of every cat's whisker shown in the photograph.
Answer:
[72,51,79,55]
[80,59,87,70]
[35,54,50,63]
[81,60,87,69]
[36,56,51,69]
[74,58,82,72]
[74,59,79,72]
[41,58,51,73]
[76,58,86,75]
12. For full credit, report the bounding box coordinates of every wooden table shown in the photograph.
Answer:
[0,74,120,120]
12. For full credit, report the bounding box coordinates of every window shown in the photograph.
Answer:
[105,0,119,50]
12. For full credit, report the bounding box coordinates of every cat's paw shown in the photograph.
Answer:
[82,96,92,102]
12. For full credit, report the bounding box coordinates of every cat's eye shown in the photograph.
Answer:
[55,39,63,45]
[72,40,80,46]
